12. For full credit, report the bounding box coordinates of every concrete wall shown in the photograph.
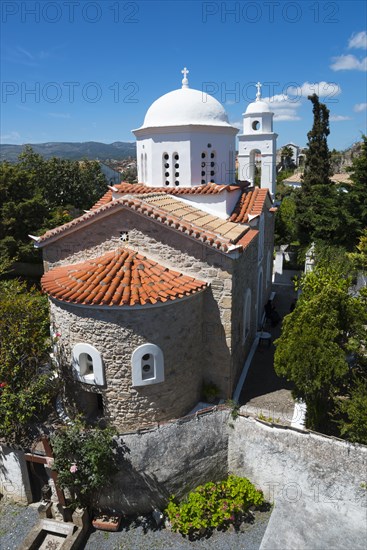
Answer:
[228,413,367,550]
[98,408,231,513]
[0,446,32,504]
[2,407,366,549]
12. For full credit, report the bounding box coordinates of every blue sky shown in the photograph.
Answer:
[1,0,366,151]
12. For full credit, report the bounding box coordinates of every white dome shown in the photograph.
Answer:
[245,100,272,114]
[139,87,233,129]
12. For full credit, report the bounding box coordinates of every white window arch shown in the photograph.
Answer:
[258,213,265,263]
[72,343,105,386]
[131,343,164,387]
[266,249,272,286]
[242,288,252,343]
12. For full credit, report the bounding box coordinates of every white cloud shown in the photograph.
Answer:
[274,114,301,121]
[47,112,71,119]
[286,81,342,98]
[261,94,301,122]
[354,102,367,112]
[0,131,21,143]
[330,115,351,122]
[230,120,242,130]
[330,54,367,71]
[348,31,367,50]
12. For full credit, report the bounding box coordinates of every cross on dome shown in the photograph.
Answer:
[181,67,189,89]
[255,81,262,101]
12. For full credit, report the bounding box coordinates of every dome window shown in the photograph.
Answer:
[165,180,170,185]
[201,152,206,158]
[210,162,215,167]
[164,163,169,168]
[211,152,215,158]
[207,143,212,148]
[165,172,169,177]
[174,154,179,160]
[201,162,206,168]
[175,172,179,177]
[201,179,206,184]
[252,120,260,131]
[210,171,215,176]
[175,180,179,186]
[201,171,205,176]
[175,163,179,169]
[164,153,169,160]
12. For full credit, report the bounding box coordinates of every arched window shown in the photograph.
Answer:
[163,152,170,185]
[131,343,164,387]
[72,343,105,386]
[242,289,252,343]
[144,153,147,183]
[266,250,272,286]
[258,213,265,263]
[172,153,179,186]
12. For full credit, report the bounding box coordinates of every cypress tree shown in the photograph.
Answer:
[295,94,340,246]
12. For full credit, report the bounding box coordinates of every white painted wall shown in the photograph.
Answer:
[0,447,32,504]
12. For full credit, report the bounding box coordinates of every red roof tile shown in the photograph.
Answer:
[41,248,207,307]
[89,182,241,210]
[229,187,269,223]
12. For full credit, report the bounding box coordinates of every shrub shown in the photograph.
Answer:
[51,420,118,509]
[165,475,265,538]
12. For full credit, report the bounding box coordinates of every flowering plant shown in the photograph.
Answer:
[51,419,118,509]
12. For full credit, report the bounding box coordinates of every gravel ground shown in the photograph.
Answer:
[0,500,271,550]
[0,500,39,550]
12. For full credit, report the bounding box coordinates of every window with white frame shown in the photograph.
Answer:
[131,343,164,387]
[258,213,265,263]
[72,343,105,386]
[242,288,252,343]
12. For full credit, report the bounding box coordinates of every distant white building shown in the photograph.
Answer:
[99,162,122,185]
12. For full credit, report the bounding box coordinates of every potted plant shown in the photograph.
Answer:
[92,511,122,531]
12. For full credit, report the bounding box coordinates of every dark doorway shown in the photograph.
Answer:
[26,461,49,502]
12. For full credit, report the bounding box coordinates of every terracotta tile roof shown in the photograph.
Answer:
[140,194,247,242]
[41,248,207,307]
[89,182,241,210]
[229,187,269,223]
[37,194,250,253]
[115,182,241,196]
[90,189,113,210]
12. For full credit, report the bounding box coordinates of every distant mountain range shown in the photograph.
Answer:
[0,141,137,163]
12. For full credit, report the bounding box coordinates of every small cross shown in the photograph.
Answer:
[256,81,262,101]
[181,67,189,88]
[181,67,189,79]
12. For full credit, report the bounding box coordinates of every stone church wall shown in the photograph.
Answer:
[51,290,204,431]
[44,208,238,399]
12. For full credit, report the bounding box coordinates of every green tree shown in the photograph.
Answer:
[0,147,108,264]
[280,146,295,171]
[274,194,298,245]
[0,279,56,440]
[295,94,343,246]
[344,135,367,245]
[274,262,366,432]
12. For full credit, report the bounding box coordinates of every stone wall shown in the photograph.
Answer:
[44,208,237,398]
[51,290,205,431]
